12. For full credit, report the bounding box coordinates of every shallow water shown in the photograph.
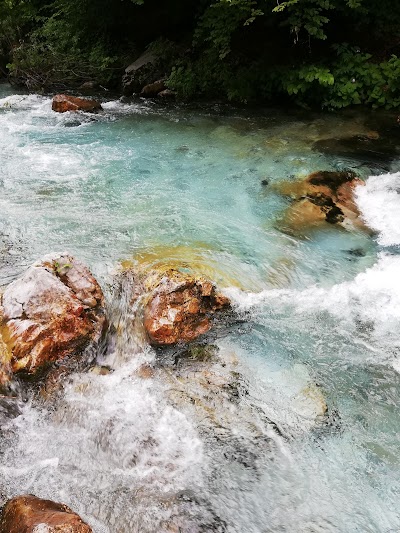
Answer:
[1,84,400,532]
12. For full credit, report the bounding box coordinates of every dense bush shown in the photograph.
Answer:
[0,0,399,108]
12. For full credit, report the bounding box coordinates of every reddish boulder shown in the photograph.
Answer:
[0,253,106,380]
[52,94,102,113]
[0,495,92,533]
[142,269,230,346]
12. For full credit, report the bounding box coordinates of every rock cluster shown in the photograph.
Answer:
[0,245,333,531]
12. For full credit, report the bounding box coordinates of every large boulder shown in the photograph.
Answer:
[142,268,230,346]
[0,253,106,382]
[122,50,162,96]
[52,95,102,113]
[273,170,367,235]
[0,495,92,533]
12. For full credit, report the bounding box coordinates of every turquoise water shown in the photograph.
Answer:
[1,85,400,532]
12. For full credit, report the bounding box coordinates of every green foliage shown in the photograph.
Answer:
[168,45,400,109]
[1,0,400,109]
[194,0,264,59]
[3,0,123,88]
[167,51,232,99]
[0,0,38,54]
[273,45,400,109]
[272,0,334,40]
[8,18,118,89]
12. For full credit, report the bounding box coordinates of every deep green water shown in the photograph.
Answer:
[1,85,400,532]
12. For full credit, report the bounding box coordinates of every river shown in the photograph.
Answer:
[0,84,400,532]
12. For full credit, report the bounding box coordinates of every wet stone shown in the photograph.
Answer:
[52,95,102,114]
[0,495,92,532]
[0,252,106,385]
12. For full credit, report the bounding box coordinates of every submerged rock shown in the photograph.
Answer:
[312,133,400,173]
[158,344,243,428]
[142,268,230,346]
[144,341,290,483]
[274,170,367,235]
[0,495,92,532]
[52,95,102,113]
[0,253,106,383]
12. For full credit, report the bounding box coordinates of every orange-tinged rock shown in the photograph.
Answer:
[0,495,92,533]
[141,269,230,346]
[274,170,367,235]
[0,253,106,380]
[52,94,102,113]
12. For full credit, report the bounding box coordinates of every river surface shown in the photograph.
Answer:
[0,84,400,532]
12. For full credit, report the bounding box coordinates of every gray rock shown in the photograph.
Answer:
[122,51,162,96]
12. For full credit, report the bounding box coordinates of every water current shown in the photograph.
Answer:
[0,84,400,532]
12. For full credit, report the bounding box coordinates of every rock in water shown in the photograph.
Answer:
[117,264,230,348]
[52,95,102,113]
[0,253,106,380]
[274,170,367,235]
[0,495,92,532]
[143,269,230,346]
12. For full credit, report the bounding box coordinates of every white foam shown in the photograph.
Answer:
[1,358,204,530]
[0,94,50,110]
[356,172,400,246]
[226,252,400,355]
[102,99,152,115]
